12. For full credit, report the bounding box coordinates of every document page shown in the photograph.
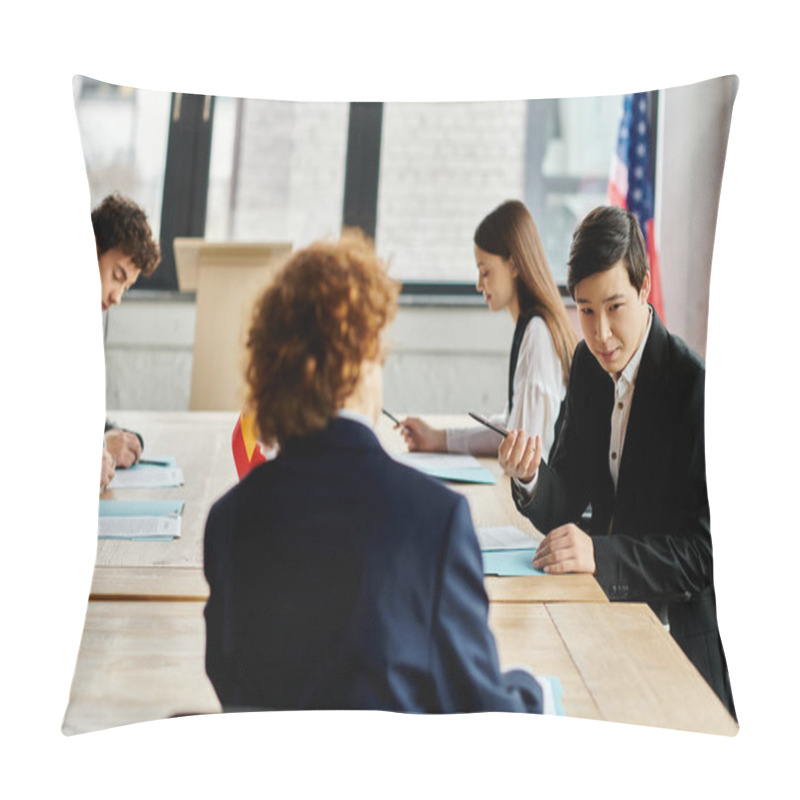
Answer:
[98,515,182,540]
[476,526,535,550]
[107,458,184,489]
[393,452,496,484]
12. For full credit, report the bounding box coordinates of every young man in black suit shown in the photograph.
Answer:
[499,205,735,718]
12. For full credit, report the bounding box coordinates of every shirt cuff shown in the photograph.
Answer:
[512,470,539,505]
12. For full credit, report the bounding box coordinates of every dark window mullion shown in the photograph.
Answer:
[342,102,383,240]
[139,92,214,291]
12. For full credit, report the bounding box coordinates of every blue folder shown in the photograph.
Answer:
[481,547,544,576]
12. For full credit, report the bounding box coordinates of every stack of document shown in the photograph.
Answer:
[98,500,184,541]
[477,525,544,576]
[106,456,184,489]
[393,452,496,484]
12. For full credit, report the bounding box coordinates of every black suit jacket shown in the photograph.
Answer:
[204,416,543,714]
[515,309,735,716]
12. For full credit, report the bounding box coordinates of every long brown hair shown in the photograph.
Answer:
[474,200,577,383]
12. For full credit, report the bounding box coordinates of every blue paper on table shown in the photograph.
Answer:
[98,500,184,517]
[481,547,545,576]
[536,676,565,716]
[394,452,496,485]
[107,456,183,489]
[97,499,184,541]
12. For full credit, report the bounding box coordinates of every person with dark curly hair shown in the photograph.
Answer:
[203,230,544,714]
[92,193,161,488]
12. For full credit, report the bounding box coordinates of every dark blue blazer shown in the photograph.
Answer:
[204,416,543,714]
[514,309,735,717]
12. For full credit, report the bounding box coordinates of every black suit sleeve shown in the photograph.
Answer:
[430,496,543,714]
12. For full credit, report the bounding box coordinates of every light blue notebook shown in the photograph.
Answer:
[394,452,496,485]
[537,676,565,715]
[481,547,544,576]
[97,500,184,541]
[98,500,184,517]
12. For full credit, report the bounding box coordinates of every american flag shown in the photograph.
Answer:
[608,92,665,321]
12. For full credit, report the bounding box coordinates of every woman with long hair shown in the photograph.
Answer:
[400,200,577,461]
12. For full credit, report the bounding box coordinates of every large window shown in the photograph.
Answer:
[526,96,623,285]
[376,97,623,287]
[73,78,170,239]
[205,98,349,246]
[73,82,631,293]
[376,101,527,284]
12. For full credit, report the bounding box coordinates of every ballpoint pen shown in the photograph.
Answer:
[382,408,403,427]
[467,411,509,437]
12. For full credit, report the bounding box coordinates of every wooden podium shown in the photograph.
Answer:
[174,238,292,410]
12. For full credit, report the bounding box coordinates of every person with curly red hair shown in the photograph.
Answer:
[203,230,544,714]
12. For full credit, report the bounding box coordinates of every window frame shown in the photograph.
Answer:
[127,92,658,300]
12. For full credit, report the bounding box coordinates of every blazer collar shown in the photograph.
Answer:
[281,416,383,456]
[635,304,670,384]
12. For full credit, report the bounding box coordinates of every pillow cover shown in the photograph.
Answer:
[63,75,738,736]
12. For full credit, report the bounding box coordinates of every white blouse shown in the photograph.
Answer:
[445,316,566,461]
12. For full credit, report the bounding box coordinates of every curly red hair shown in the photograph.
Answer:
[246,229,399,445]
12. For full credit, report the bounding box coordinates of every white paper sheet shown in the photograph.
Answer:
[476,525,536,550]
[107,466,184,489]
[97,515,182,539]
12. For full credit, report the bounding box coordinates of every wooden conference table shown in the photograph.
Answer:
[64,412,737,736]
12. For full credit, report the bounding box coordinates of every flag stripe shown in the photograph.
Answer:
[232,412,267,479]
[607,92,665,322]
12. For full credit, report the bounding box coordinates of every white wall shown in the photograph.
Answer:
[658,76,738,357]
[104,296,515,415]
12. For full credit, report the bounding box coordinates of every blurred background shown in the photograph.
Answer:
[74,76,737,415]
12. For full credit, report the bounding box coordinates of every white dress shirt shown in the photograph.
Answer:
[608,308,652,492]
[445,316,566,461]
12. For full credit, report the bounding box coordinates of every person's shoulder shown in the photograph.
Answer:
[667,330,704,370]
[206,461,274,524]
[661,327,705,389]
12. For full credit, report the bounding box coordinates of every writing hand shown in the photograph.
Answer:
[399,417,447,452]
[104,429,142,468]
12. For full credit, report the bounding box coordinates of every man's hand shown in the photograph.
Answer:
[533,523,596,575]
[399,417,447,452]
[104,429,142,468]
[498,429,541,483]
[100,448,116,491]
